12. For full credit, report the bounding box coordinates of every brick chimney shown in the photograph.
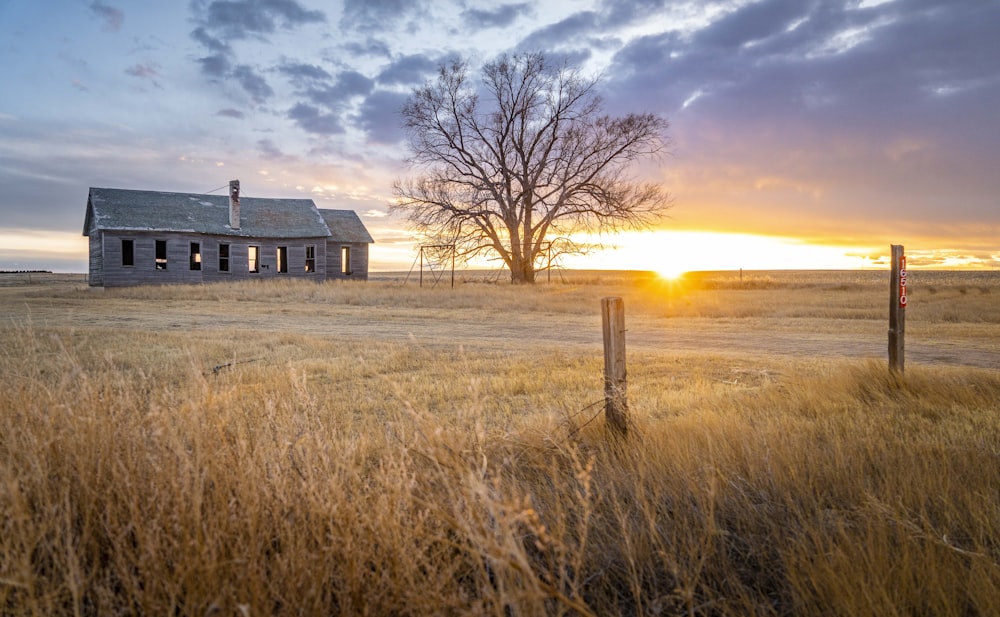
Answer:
[229,180,240,229]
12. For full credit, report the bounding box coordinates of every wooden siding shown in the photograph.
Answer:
[96,232,328,287]
[325,242,369,281]
[88,231,104,287]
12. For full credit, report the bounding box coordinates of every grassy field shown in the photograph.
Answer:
[1,270,999,615]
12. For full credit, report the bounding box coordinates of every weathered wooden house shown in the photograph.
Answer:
[83,180,373,287]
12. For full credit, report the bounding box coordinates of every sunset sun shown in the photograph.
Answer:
[655,262,687,280]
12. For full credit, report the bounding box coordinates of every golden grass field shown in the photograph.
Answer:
[1,269,999,615]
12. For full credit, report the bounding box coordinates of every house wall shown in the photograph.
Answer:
[96,232,328,287]
[325,242,369,281]
[88,230,104,287]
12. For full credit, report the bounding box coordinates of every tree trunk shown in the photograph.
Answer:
[510,258,536,284]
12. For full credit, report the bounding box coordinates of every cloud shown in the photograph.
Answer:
[200,0,325,40]
[342,38,393,59]
[334,70,375,98]
[198,53,232,78]
[592,0,1000,238]
[599,0,668,28]
[605,2,861,116]
[356,90,408,144]
[276,66,377,137]
[191,27,234,77]
[516,11,601,53]
[125,63,160,79]
[232,64,274,103]
[376,54,440,86]
[278,61,332,87]
[461,3,532,29]
[191,26,232,54]
[217,108,245,119]
[692,0,812,50]
[189,0,325,100]
[89,1,124,32]
[257,138,282,158]
[125,62,163,90]
[341,0,426,31]
[287,103,344,135]
[257,138,297,161]
[299,70,374,111]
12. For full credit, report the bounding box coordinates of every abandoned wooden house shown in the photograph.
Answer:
[83,180,374,287]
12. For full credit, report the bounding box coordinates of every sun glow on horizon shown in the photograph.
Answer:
[654,261,688,280]
[564,231,888,274]
[367,230,998,274]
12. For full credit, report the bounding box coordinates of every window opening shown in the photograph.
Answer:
[341,246,351,275]
[121,239,134,267]
[219,243,230,272]
[277,246,288,273]
[248,245,259,273]
[155,240,167,270]
[190,242,202,270]
[305,245,315,272]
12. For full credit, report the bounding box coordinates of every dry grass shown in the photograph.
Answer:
[2,270,1000,615]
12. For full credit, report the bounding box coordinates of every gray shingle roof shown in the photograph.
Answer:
[319,209,375,244]
[84,187,371,243]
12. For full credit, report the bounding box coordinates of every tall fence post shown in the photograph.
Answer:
[889,244,906,373]
[601,297,628,436]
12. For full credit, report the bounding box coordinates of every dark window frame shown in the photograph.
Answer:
[190,242,202,271]
[219,243,230,272]
[121,239,134,267]
[305,245,315,273]
[155,240,167,270]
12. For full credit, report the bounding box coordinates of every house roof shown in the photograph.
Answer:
[319,209,375,244]
[84,187,371,242]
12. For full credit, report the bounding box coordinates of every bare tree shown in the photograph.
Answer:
[393,52,670,284]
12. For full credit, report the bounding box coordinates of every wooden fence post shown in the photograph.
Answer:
[889,244,906,373]
[601,297,628,436]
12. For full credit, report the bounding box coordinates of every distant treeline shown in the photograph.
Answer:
[0,270,53,274]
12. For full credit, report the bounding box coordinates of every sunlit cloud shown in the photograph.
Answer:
[681,89,704,110]
[785,16,808,33]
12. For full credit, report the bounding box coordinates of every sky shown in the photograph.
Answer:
[1,0,998,274]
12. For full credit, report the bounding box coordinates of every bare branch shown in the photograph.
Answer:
[393,52,671,283]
